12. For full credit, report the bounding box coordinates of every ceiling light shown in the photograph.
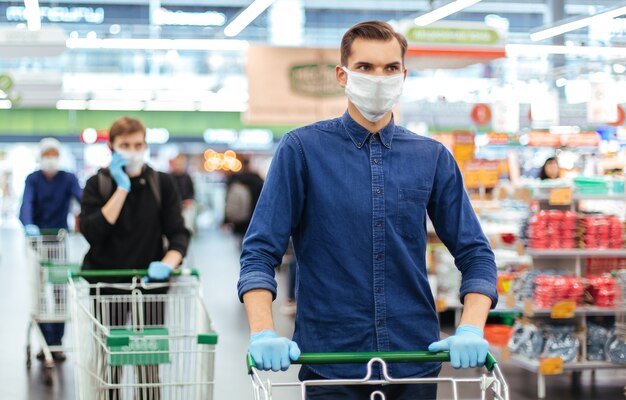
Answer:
[23,0,40,31]
[56,99,87,110]
[66,38,249,51]
[506,44,626,57]
[614,64,626,74]
[414,0,482,27]
[556,78,568,87]
[224,0,276,37]
[0,100,12,109]
[530,4,626,42]
[87,100,144,111]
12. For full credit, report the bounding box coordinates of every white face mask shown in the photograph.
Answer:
[115,148,146,175]
[342,67,405,122]
[41,157,60,174]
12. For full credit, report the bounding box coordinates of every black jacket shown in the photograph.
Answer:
[80,166,189,281]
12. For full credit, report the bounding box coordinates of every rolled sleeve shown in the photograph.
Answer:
[427,145,498,309]
[237,132,307,303]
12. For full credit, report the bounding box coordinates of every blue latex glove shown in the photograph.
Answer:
[248,330,301,372]
[428,324,488,369]
[110,152,131,192]
[24,224,40,236]
[147,261,173,281]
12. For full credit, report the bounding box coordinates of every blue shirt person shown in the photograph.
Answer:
[238,21,497,399]
[19,138,82,360]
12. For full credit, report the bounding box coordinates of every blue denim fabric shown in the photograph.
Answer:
[238,111,498,379]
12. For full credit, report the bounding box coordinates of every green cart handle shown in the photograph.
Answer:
[71,268,199,278]
[247,351,498,374]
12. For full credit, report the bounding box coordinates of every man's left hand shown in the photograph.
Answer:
[428,324,488,369]
[147,261,173,281]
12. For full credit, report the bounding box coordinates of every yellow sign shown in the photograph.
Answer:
[539,357,564,375]
[549,187,573,206]
[436,298,447,312]
[551,300,576,319]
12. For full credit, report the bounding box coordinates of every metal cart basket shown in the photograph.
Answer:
[25,229,76,383]
[69,269,218,400]
[248,351,509,400]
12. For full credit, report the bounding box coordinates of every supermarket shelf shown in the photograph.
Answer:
[526,249,626,258]
[525,306,626,317]
[490,348,626,373]
[532,193,626,201]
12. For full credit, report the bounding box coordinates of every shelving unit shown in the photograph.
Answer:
[506,188,626,399]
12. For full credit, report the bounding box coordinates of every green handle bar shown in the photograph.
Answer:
[71,268,199,278]
[246,351,498,374]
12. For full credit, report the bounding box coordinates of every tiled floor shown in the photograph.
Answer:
[0,225,624,399]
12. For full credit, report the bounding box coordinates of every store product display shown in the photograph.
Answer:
[587,322,611,361]
[541,325,580,363]
[534,274,584,308]
[578,215,622,249]
[508,322,544,359]
[586,275,620,307]
[527,210,577,249]
[605,324,626,365]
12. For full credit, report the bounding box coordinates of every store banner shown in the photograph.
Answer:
[245,46,346,125]
[587,82,618,124]
[530,90,559,129]
[400,21,507,46]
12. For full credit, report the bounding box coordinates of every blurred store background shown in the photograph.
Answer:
[2,0,626,399]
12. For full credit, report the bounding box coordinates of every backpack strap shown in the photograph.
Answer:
[97,168,114,201]
[146,167,162,210]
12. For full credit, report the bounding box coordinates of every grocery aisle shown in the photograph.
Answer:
[1,225,624,399]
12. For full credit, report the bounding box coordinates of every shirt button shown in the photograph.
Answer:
[376,287,382,294]
[375,221,382,228]
[375,188,381,194]
[376,254,383,261]
[373,159,380,164]
[377,320,383,327]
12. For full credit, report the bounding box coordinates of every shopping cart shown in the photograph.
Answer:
[248,351,509,400]
[25,229,77,383]
[69,269,218,400]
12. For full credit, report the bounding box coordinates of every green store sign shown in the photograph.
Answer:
[0,73,20,105]
[289,63,343,98]
[406,26,500,45]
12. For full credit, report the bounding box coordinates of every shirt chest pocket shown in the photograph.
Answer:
[396,188,430,240]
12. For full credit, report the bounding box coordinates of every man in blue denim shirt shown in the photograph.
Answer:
[238,21,497,399]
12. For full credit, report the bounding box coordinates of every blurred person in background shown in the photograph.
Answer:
[169,153,197,234]
[238,21,497,399]
[79,116,189,398]
[19,137,82,361]
[539,156,560,180]
[223,155,264,249]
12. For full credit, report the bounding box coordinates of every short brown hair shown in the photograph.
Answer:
[109,116,146,143]
[340,21,408,66]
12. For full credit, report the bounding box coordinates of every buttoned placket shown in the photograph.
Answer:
[369,133,389,366]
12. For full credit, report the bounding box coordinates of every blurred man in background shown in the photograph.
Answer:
[224,156,264,249]
[169,153,197,234]
[19,137,82,361]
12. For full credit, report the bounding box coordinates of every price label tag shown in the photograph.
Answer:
[549,187,573,206]
[523,299,534,317]
[539,357,564,375]
[436,298,447,312]
[551,300,576,319]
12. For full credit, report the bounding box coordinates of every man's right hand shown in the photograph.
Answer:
[110,152,131,192]
[248,330,301,372]
[24,224,40,236]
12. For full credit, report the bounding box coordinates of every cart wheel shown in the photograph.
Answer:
[26,345,31,369]
[43,366,54,386]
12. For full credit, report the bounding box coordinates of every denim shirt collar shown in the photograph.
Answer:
[340,111,396,149]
